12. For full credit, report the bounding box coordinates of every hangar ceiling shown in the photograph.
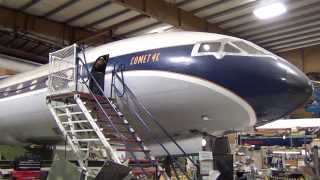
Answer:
[0,0,319,64]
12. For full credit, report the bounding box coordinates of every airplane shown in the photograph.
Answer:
[0,31,313,155]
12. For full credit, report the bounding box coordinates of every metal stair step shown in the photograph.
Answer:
[62,120,88,124]
[105,112,123,117]
[66,129,96,133]
[85,100,113,106]
[102,129,132,134]
[109,138,140,143]
[101,131,138,139]
[100,127,129,133]
[72,138,100,142]
[57,111,87,116]
[102,117,127,122]
[53,104,78,109]
[90,109,122,116]
[96,120,128,126]
[80,93,114,102]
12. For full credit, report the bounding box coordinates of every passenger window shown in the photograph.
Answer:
[224,43,241,53]
[232,41,265,55]
[198,42,221,53]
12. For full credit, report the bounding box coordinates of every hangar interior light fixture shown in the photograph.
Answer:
[253,2,287,20]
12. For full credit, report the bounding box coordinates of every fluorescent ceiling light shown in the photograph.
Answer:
[253,2,287,20]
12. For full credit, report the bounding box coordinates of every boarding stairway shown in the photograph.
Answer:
[46,45,157,178]
[46,44,197,180]
[47,93,158,176]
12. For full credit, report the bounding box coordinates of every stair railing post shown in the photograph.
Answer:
[74,44,79,93]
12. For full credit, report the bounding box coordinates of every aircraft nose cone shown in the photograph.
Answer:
[216,56,313,122]
[281,60,313,105]
[193,55,313,122]
[255,59,313,121]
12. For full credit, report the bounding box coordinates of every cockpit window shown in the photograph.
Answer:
[192,39,273,60]
[232,41,266,55]
[198,42,221,53]
[224,43,241,53]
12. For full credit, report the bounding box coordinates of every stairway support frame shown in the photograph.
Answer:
[47,100,87,171]
[75,94,121,164]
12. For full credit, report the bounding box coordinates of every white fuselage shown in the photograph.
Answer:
[0,32,283,150]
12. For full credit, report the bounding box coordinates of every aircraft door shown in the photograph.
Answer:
[89,55,109,95]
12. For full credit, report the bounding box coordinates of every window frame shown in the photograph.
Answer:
[221,42,244,56]
[231,41,266,56]
[191,39,276,60]
[191,41,224,59]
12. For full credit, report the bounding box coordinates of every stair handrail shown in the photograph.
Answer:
[76,48,150,178]
[125,96,193,180]
[112,68,197,167]
[76,50,128,152]
[77,46,196,178]
[111,63,126,97]
[111,64,189,180]
[111,66,199,180]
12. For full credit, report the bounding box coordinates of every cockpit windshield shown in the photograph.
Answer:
[192,39,270,59]
[198,42,221,53]
[223,43,241,53]
[231,41,266,55]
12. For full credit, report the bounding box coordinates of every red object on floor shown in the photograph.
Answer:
[11,170,41,180]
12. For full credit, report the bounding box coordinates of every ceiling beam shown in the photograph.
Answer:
[111,0,226,34]
[227,1,320,33]
[245,15,320,40]
[64,1,112,23]
[276,42,320,53]
[257,25,320,44]
[119,22,163,37]
[25,43,41,52]
[78,15,147,44]
[0,6,96,44]
[14,39,30,49]
[19,0,42,11]
[176,0,196,7]
[0,44,47,64]
[271,36,320,50]
[83,9,131,29]
[43,0,80,18]
[78,0,230,45]
[191,0,227,14]
[272,39,320,53]
[204,1,257,21]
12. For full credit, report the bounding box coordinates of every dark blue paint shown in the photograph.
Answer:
[107,45,312,122]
